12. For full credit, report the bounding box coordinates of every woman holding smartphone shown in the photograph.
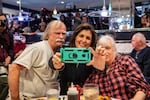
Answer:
[49,23,98,95]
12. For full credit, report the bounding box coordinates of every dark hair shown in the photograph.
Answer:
[69,23,97,49]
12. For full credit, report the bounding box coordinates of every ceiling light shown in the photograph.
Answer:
[17,0,23,20]
[60,1,64,4]
[16,0,25,21]
[18,15,24,21]
[53,8,57,15]
[16,1,20,4]
[101,10,108,17]
[101,0,108,17]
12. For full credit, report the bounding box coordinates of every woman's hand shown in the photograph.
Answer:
[86,47,106,71]
[52,52,64,70]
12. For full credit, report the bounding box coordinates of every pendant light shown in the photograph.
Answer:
[17,0,24,21]
[101,0,108,17]
[53,8,57,15]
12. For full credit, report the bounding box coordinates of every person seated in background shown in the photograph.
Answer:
[81,15,89,24]
[34,22,47,37]
[60,14,68,27]
[130,33,150,84]
[134,8,141,28]
[0,13,14,67]
[13,34,26,59]
[72,12,82,30]
[100,17,109,29]
[141,14,147,28]
[141,14,150,28]
[8,20,67,100]
[85,35,150,100]
[36,21,47,33]
[49,23,98,95]
[9,21,24,35]
[21,24,42,44]
[146,14,150,27]
[0,13,14,100]
[23,22,46,35]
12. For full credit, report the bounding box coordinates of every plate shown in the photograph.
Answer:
[30,97,46,100]
[80,95,119,100]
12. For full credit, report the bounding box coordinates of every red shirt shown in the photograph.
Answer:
[14,42,26,54]
[85,55,149,99]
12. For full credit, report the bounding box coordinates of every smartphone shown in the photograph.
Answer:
[60,47,91,63]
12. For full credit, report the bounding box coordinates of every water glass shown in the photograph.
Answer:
[83,83,99,100]
[46,82,60,100]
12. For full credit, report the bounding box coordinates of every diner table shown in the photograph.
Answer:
[30,95,118,100]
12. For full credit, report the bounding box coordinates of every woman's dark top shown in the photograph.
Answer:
[59,63,93,95]
[49,47,94,95]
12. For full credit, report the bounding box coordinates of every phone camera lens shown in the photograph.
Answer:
[72,53,77,58]
[82,54,86,57]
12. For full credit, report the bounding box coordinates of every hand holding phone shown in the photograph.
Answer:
[60,48,91,63]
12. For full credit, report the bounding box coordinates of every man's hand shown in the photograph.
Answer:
[52,52,64,70]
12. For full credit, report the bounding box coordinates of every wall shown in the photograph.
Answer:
[3,7,19,15]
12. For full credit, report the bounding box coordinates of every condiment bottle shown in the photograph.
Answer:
[67,82,79,100]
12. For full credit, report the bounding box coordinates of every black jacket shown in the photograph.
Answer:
[0,30,14,62]
[130,46,150,77]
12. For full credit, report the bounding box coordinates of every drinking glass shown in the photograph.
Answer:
[83,83,99,100]
[46,82,60,100]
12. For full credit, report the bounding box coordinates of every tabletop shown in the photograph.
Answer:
[31,95,118,100]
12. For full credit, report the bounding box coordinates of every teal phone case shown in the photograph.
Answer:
[60,48,91,63]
